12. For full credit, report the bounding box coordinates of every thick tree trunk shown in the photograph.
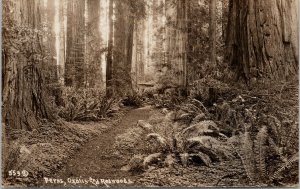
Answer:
[2,0,52,131]
[164,0,188,88]
[113,0,133,96]
[226,0,298,83]
[114,0,127,95]
[65,0,85,88]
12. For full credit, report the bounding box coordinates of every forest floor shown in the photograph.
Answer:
[29,106,247,187]
[3,107,128,187]
[3,80,298,187]
[37,105,247,187]
[43,106,153,187]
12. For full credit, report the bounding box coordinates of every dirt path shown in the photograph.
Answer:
[46,106,153,187]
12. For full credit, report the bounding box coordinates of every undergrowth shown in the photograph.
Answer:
[115,98,234,172]
[212,79,299,186]
[56,87,117,121]
[115,77,298,187]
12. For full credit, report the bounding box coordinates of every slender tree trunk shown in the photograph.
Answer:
[226,0,298,83]
[87,0,101,88]
[209,0,217,65]
[126,17,135,92]
[58,0,67,85]
[221,0,229,41]
[106,0,114,97]
[46,0,58,83]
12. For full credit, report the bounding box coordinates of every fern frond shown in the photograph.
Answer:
[177,113,193,120]
[181,103,202,113]
[190,152,212,167]
[270,154,299,182]
[137,120,153,132]
[143,153,163,169]
[240,132,256,184]
[146,133,168,149]
[164,111,176,122]
[180,153,189,167]
[164,154,176,168]
[190,99,209,114]
[215,144,235,160]
[181,120,219,137]
[267,115,281,145]
[187,136,219,149]
[268,137,284,158]
[124,154,144,172]
[254,126,268,179]
[191,113,206,124]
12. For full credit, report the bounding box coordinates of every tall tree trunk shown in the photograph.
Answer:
[177,0,188,89]
[126,17,135,91]
[46,0,58,83]
[113,0,132,96]
[57,0,67,84]
[164,0,188,88]
[106,0,114,97]
[2,0,51,132]
[87,0,102,88]
[133,19,146,85]
[209,0,217,65]
[114,0,126,94]
[65,0,85,88]
[221,0,229,41]
[226,0,298,83]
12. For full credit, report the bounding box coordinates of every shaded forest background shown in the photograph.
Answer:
[2,0,299,187]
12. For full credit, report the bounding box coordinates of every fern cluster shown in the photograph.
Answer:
[57,87,117,121]
[235,125,298,186]
[118,99,234,172]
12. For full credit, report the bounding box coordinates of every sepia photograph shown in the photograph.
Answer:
[2,0,299,187]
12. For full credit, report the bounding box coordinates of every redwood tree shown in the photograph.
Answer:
[65,0,85,88]
[2,0,52,131]
[106,0,114,97]
[86,0,102,88]
[106,0,146,97]
[226,0,298,82]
